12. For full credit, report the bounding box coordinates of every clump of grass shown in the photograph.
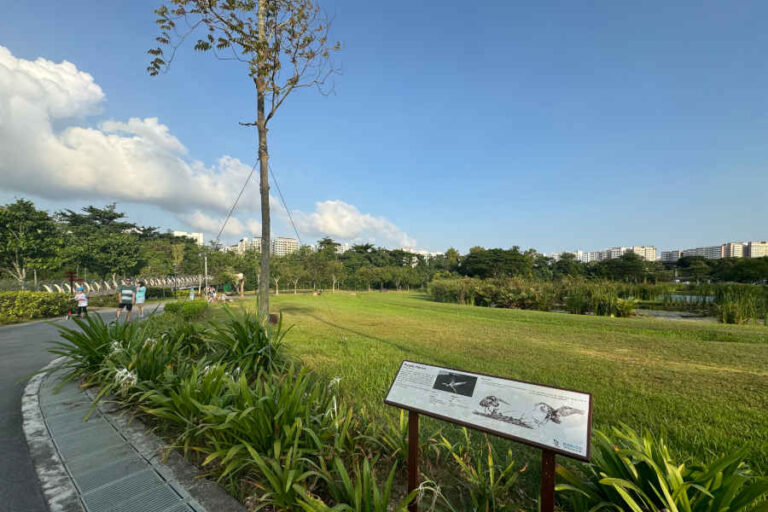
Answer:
[715,285,767,325]
[431,278,635,316]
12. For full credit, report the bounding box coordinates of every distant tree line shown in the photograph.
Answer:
[1,198,766,291]
[0,199,210,290]
[452,247,768,284]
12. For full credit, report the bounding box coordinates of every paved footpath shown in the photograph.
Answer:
[0,314,100,512]
[2,307,244,512]
[29,367,221,512]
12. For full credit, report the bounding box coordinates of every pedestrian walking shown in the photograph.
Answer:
[116,278,136,322]
[135,281,147,318]
[74,286,88,318]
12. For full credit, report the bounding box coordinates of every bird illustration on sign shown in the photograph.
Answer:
[473,395,584,430]
[432,372,478,397]
[441,376,468,393]
[523,402,585,427]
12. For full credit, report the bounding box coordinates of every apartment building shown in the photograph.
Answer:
[587,251,603,263]
[271,237,299,256]
[630,246,658,261]
[232,237,262,255]
[682,246,723,260]
[723,242,744,258]
[747,241,768,258]
[660,250,682,263]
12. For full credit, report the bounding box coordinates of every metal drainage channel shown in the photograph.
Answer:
[40,373,204,512]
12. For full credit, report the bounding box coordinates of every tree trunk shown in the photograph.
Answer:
[274,278,279,296]
[12,259,26,291]
[256,0,270,319]
[294,281,298,294]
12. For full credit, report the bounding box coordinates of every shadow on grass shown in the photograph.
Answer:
[301,312,456,368]
[276,305,315,314]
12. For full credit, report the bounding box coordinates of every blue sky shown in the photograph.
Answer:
[1,0,767,253]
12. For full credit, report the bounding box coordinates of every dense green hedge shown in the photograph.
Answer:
[0,291,72,324]
[428,278,638,317]
[163,300,208,320]
[145,287,189,300]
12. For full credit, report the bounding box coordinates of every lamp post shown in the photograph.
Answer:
[204,254,209,289]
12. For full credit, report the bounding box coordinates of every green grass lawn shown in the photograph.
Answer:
[232,291,768,473]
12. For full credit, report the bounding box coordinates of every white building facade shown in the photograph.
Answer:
[660,250,682,263]
[723,242,744,258]
[173,231,204,246]
[630,246,658,261]
[747,241,768,258]
[271,237,299,257]
[681,246,723,260]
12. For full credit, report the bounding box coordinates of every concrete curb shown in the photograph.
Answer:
[22,357,84,512]
[22,358,246,512]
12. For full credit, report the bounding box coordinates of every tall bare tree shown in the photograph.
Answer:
[148,0,339,317]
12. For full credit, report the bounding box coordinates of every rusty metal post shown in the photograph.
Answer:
[407,411,419,512]
[540,449,556,512]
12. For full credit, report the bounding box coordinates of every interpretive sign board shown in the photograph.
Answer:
[385,361,593,461]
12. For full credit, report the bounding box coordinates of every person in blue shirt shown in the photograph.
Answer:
[135,281,147,318]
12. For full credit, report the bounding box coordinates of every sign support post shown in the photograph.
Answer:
[407,411,419,512]
[540,449,556,512]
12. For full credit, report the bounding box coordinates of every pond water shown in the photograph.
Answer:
[662,294,715,304]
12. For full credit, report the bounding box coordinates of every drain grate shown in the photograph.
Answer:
[45,410,103,437]
[76,456,150,493]
[83,468,164,511]
[58,426,125,460]
[102,485,184,512]
[67,444,138,476]
[55,420,114,445]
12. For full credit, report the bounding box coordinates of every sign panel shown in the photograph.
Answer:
[385,361,592,460]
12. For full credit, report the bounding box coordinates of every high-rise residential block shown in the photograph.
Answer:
[606,247,627,259]
[660,250,682,263]
[682,246,723,260]
[746,241,768,258]
[723,242,744,258]
[233,237,262,255]
[630,246,658,261]
[587,251,603,263]
[271,237,299,257]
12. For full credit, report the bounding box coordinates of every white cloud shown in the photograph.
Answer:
[0,46,414,247]
[180,211,244,237]
[293,200,416,248]
[246,219,262,235]
[0,46,257,225]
